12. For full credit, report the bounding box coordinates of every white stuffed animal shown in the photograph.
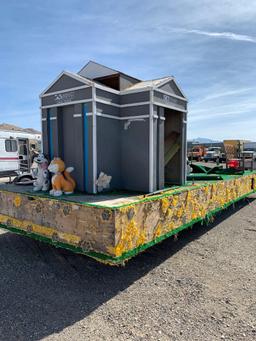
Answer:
[33,153,50,192]
[95,172,112,192]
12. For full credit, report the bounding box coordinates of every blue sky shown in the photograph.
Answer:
[0,0,255,140]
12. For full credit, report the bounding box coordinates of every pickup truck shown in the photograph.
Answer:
[204,147,225,163]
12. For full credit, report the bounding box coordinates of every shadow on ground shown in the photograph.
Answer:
[0,197,254,341]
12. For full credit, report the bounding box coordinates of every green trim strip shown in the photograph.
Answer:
[1,171,255,210]
[0,189,254,265]
[110,174,256,209]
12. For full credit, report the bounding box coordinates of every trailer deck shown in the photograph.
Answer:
[0,171,255,265]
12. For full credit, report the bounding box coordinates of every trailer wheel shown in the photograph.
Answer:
[13,174,34,185]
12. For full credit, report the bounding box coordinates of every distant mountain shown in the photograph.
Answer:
[0,123,41,135]
[188,137,220,144]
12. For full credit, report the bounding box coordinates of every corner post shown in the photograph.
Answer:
[149,88,154,193]
[92,84,97,193]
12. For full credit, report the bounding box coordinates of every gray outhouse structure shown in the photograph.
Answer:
[40,61,188,194]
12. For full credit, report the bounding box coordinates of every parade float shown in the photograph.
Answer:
[0,61,255,264]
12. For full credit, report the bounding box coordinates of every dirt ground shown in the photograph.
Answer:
[0,194,255,341]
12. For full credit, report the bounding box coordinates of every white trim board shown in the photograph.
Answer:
[42,112,154,121]
[98,98,187,111]
[40,85,90,98]
[120,101,150,108]
[97,99,186,111]
[155,77,187,100]
[154,77,174,89]
[41,98,149,109]
[120,87,152,95]
[171,78,187,100]
[65,71,93,86]
[41,98,187,112]
[40,71,93,97]
[96,113,149,120]
[92,85,97,194]
[96,98,150,108]
[96,98,120,108]
[149,89,154,193]
[153,115,166,120]
[153,101,188,113]
[41,86,186,107]
[40,71,66,97]
[41,99,92,109]
[154,88,187,102]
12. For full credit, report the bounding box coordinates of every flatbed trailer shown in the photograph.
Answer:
[0,171,255,265]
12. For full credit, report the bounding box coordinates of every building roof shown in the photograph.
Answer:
[40,61,186,99]
[124,77,173,91]
[78,60,141,82]
[78,60,118,79]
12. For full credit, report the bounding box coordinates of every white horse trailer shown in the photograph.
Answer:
[0,130,41,178]
[0,137,19,176]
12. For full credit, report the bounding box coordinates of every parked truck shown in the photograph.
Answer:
[243,142,256,158]
[188,145,207,161]
[204,146,225,163]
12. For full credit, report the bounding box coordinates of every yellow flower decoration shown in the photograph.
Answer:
[171,195,179,207]
[13,196,21,208]
[161,198,169,213]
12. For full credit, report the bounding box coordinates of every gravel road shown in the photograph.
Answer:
[0,195,255,341]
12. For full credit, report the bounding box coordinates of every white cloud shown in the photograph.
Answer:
[189,98,256,122]
[164,1,256,26]
[190,107,255,122]
[194,87,255,104]
[188,85,256,134]
[177,29,256,43]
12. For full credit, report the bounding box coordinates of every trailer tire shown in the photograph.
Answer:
[13,174,34,185]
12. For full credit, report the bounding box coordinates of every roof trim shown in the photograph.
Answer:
[39,71,93,97]
[65,71,94,86]
[154,76,173,87]
[39,67,187,103]
[154,88,187,102]
[155,77,187,100]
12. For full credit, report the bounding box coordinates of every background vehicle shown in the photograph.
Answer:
[0,130,41,179]
[243,142,256,160]
[188,145,207,161]
[223,140,256,170]
[204,147,225,163]
[0,137,19,177]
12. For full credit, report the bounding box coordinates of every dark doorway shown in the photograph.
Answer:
[17,138,30,172]
[60,105,84,191]
[164,108,183,185]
